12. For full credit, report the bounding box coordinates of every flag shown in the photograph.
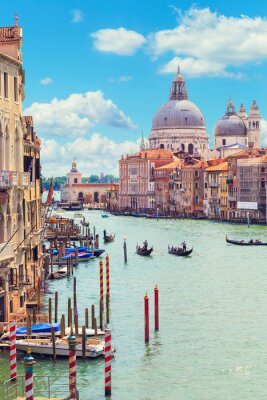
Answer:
[46,179,54,205]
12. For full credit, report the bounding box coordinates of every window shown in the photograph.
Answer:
[222,139,226,146]
[205,182,208,189]
[195,182,198,189]
[4,72,8,98]
[194,170,198,178]
[74,178,78,183]
[195,195,199,205]
[260,179,265,189]
[14,77,18,102]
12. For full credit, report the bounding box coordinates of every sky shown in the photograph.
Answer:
[2,0,267,177]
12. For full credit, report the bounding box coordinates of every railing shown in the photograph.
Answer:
[19,172,30,187]
[209,182,220,188]
[228,195,237,201]
[0,171,19,189]
[3,375,72,400]
[0,242,14,264]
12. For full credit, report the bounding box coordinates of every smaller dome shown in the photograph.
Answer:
[250,100,259,115]
[71,160,78,172]
[215,114,247,137]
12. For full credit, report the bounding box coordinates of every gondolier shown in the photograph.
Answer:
[181,241,187,252]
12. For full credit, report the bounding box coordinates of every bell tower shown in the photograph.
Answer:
[248,100,261,149]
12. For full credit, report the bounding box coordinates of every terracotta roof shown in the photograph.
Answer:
[64,183,119,188]
[156,157,183,170]
[205,161,228,172]
[226,148,267,159]
[127,149,172,160]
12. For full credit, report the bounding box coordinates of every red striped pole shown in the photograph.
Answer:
[105,255,110,302]
[9,320,16,380]
[100,259,104,310]
[23,348,35,400]
[68,334,77,400]
[105,329,112,396]
[144,293,149,342]
[154,285,159,331]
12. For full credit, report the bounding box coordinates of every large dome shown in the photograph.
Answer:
[152,99,205,130]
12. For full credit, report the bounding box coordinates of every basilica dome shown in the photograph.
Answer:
[152,99,205,130]
[214,99,247,137]
[149,67,209,154]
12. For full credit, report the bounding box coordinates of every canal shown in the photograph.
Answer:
[1,212,267,399]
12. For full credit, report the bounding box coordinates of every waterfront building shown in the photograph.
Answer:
[119,149,173,211]
[149,68,209,156]
[0,19,42,321]
[205,162,228,219]
[214,98,261,157]
[61,161,119,206]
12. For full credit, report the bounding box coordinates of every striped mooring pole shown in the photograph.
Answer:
[23,348,35,400]
[100,259,104,309]
[154,285,159,331]
[144,293,149,342]
[105,255,110,302]
[105,329,112,396]
[9,320,16,380]
[68,334,77,400]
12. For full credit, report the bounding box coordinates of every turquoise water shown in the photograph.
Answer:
[1,212,267,399]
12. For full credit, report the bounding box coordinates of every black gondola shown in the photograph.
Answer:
[226,236,267,246]
[103,230,115,243]
[168,246,193,256]
[136,245,153,256]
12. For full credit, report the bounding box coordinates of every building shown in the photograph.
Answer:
[205,162,228,219]
[119,149,173,211]
[61,161,119,206]
[0,19,42,322]
[149,67,209,156]
[215,98,261,157]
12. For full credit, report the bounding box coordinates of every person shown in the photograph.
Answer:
[182,241,187,252]
[143,240,148,250]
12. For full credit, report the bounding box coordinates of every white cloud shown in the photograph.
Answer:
[41,133,141,176]
[71,10,84,23]
[160,57,245,79]
[109,75,133,83]
[148,7,267,78]
[40,77,53,85]
[23,90,137,138]
[261,119,267,147]
[91,27,146,55]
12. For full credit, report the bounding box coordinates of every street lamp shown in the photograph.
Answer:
[156,207,159,221]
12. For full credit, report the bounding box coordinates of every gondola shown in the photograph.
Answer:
[136,245,153,256]
[103,230,115,243]
[168,246,193,256]
[225,236,267,246]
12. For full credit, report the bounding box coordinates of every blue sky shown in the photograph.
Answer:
[2,0,267,176]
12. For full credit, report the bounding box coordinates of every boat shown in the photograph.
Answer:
[136,245,153,256]
[103,230,115,243]
[168,246,193,256]
[49,267,67,279]
[52,247,105,257]
[101,212,109,218]
[62,252,95,261]
[16,323,60,336]
[16,337,113,358]
[57,201,83,211]
[74,212,84,218]
[225,236,267,246]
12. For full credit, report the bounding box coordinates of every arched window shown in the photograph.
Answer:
[10,300,13,314]
[78,192,84,201]
[160,144,165,149]
[188,143,194,154]
[260,179,265,189]
[256,121,259,129]
[181,143,185,151]
[20,295,24,308]
[94,192,99,203]
[195,195,199,205]
[195,182,198,189]
[5,125,10,170]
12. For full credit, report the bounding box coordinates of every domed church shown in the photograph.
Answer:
[214,98,261,156]
[149,68,209,156]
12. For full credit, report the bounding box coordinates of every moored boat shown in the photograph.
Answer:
[136,245,153,256]
[168,246,193,256]
[225,236,267,246]
[62,252,95,261]
[103,230,115,243]
[49,267,67,279]
[16,337,113,358]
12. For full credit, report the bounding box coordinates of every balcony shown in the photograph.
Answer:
[228,195,236,202]
[209,182,220,188]
[0,171,19,190]
[0,242,14,264]
[210,197,220,204]
[19,172,30,187]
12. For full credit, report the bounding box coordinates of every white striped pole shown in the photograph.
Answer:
[23,348,35,400]
[9,320,16,380]
[68,334,77,400]
[105,329,112,396]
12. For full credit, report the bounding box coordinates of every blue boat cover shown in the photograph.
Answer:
[16,323,60,334]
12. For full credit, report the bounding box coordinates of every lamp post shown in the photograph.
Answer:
[156,207,159,221]
[247,211,250,227]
